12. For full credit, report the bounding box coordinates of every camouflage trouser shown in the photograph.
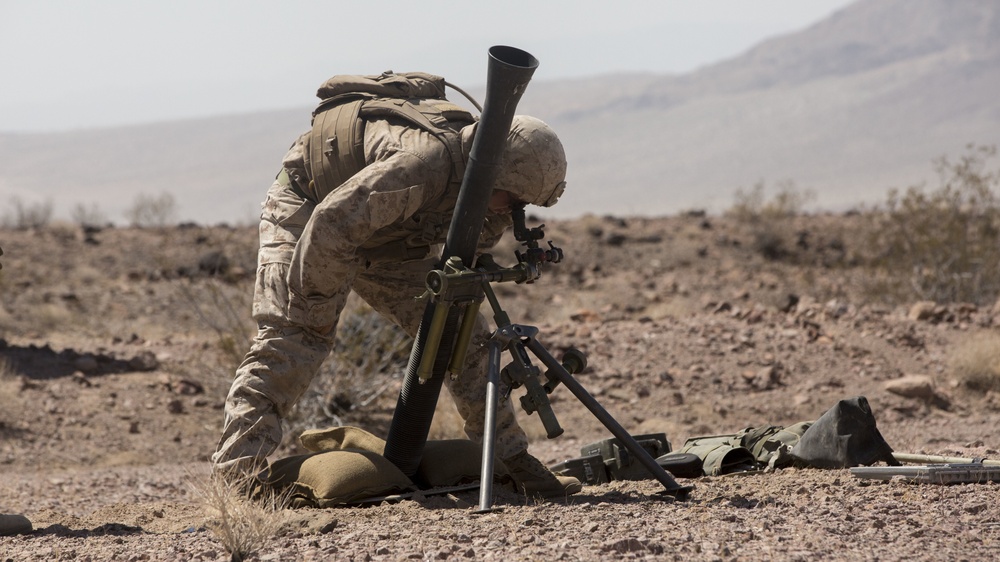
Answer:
[211,174,528,472]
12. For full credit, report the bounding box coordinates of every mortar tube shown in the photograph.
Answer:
[383,46,538,477]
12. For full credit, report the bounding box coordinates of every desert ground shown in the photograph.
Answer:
[2,208,999,561]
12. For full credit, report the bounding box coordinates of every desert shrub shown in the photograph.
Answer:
[281,298,412,445]
[70,202,109,229]
[949,332,1000,391]
[2,197,53,230]
[125,192,177,227]
[864,145,1000,305]
[728,181,814,260]
[0,356,20,419]
[196,470,289,562]
[176,278,255,371]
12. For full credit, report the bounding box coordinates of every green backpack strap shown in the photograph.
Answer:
[307,96,368,202]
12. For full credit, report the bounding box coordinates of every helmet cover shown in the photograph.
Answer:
[494,115,567,207]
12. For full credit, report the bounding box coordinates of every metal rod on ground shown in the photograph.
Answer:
[383,46,539,477]
[524,338,693,499]
[893,452,1000,466]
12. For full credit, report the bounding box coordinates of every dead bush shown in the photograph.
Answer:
[728,180,814,261]
[864,145,1000,305]
[196,470,289,562]
[176,278,254,371]
[0,356,21,423]
[949,332,1000,392]
[125,192,177,228]
[70,202,110,229]
[2,197,53,230]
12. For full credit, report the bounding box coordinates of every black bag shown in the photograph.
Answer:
[789,396,899,468]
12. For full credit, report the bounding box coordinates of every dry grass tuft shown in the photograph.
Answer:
[949,333,1000,391]
[0,357,21,423]
[195,470,290,562]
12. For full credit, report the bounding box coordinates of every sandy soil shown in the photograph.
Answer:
[1,213,999,561]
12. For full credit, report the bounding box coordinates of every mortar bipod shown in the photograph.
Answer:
[419,255,693,511]
[475,321,693,512]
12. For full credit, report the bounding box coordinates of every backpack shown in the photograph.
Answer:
[302,71,477,202]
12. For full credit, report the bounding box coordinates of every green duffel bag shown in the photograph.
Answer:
[735,421,813,464]
[679,435,758,476]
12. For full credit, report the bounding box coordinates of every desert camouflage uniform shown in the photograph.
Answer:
[212,117,526,471]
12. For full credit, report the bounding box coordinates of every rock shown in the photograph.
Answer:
[744,365,782,390]
[908,301,938,322]
[604,232,627,247]
[570,309,601,323]
[129,351,159,371]
[884,374,937,400]
[167,399,185,414]
[0,513,32,536]
[172,378,204,395]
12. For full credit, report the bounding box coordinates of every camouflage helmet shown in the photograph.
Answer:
[494,115,567,207]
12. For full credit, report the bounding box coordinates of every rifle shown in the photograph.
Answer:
[850,463,1000,484]
[852,452,1000,484]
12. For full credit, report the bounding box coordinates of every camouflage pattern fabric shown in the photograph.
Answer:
[212,117,525,473]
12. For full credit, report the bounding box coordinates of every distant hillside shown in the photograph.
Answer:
[522,0,1000,216]
[2,0,998,225]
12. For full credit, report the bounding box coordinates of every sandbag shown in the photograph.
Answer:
[299,425,386,454]
[262,450,415,508]
[299,426,508,486]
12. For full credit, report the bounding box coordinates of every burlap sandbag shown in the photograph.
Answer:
[299,426,386,454]
[262,449,415,508]
[296,426,510,490]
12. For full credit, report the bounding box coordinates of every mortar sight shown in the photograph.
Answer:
[511,205,563,270]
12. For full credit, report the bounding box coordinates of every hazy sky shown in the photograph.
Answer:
[1,0,856,133]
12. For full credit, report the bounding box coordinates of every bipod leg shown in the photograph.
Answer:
[474,338,505,513]
[523,337,693,500]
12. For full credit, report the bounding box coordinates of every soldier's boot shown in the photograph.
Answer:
[504,450,583,499]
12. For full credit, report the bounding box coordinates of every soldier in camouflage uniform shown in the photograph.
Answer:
[211,96,581,499]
